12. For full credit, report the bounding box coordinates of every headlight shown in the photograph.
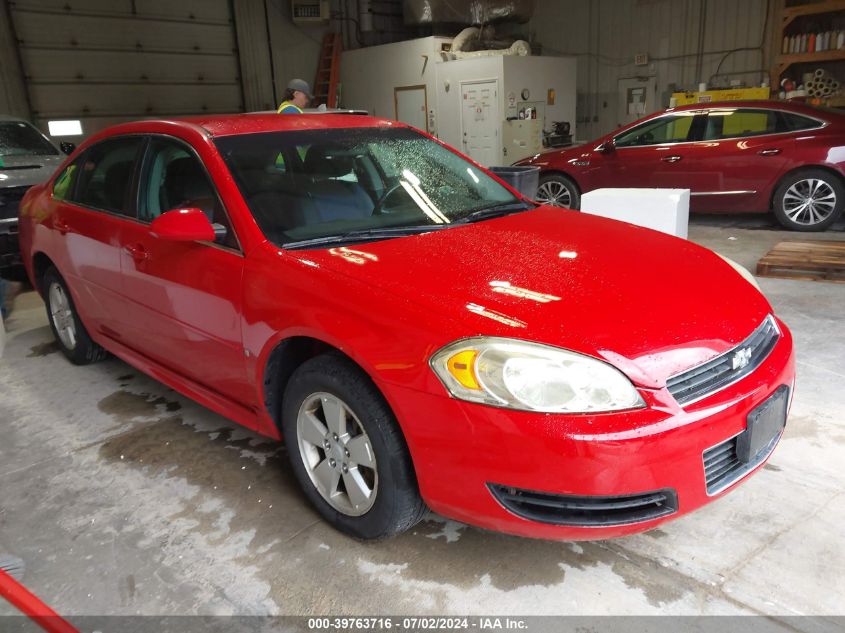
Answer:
[430,337,645,413]
[717,254,761,291]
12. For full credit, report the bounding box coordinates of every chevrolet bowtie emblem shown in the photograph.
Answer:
[732,347,752,370]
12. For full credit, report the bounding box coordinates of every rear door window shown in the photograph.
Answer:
[777,112,823,132]
[75,137,144,216]
[703,108,780,140]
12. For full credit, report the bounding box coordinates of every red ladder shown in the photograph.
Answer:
[313,32,342,108]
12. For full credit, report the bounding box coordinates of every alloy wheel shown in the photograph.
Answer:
[49,282,77,350]
[536,180,572,207]
[296,392,378,516]
[782,178,837,226]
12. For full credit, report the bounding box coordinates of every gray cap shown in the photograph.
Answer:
[287,78,312,98]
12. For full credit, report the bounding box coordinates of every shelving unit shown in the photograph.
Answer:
[771,0,845,102]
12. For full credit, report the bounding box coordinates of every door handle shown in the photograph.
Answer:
[661,155,682,163]
[758,148,781,156]
[54,219,70,234]
[124,243,149,262]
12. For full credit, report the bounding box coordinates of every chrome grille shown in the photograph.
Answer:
[0,185,31,221]
[667,316,779,406]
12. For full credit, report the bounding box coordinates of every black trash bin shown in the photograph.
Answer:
[488,166,540,199]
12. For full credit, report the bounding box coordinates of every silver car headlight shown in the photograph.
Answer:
[430,337,645,413]
[717,254,761,291]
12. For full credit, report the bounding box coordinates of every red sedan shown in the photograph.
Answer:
[18,114,795,541]
[516,100,845,231]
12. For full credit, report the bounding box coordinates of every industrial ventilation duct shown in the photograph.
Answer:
[403,0,534,25]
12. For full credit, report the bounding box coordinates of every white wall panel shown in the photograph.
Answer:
[530,0,773,139]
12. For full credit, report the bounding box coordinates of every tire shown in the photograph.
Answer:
[282,353,426,540]
[42,267,108,365]
[536,173,581,210]
[773,169,844,232]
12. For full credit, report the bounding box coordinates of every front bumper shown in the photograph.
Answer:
[386,319,795,540]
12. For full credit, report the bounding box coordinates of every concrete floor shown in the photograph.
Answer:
[1,215,844,618]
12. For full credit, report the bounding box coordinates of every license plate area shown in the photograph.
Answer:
[736,385,789,464]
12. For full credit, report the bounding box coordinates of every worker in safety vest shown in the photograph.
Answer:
[277,79,312,114]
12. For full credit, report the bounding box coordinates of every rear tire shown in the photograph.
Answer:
[43,267,108,365]
[537,173,580,209]
[282,353,426,540]
[773,169,844,232]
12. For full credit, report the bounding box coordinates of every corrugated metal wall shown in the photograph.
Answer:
[530,0,774,139]
[233,0,275,112]
[0,0,30,117]
[7,0,243,135]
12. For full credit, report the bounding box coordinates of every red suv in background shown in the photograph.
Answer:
[516,100,845,232]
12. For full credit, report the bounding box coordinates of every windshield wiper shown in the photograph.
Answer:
[459,201,536,223]
[284,224,450,250]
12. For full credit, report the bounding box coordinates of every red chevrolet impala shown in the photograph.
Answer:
[18,114,795,541]
[516,100,845,232]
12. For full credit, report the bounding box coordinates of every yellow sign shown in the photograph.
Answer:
[671,87,771,106]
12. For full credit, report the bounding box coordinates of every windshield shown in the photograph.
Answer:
[214,127,522,247]
[0,121,59,157]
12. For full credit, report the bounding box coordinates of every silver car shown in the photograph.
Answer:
[0,116,73,279]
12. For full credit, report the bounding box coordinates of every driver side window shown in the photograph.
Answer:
[615,114,700,147]
[139,138,238,250]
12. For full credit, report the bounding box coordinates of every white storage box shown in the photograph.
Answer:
[580,188,690,239]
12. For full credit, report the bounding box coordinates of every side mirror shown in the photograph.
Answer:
[60,142,76,155]
[596,140,615,153]
[149,208,215,242]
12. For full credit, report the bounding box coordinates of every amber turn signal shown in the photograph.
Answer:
[446,350,481,390]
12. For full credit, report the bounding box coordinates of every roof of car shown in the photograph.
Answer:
[666,99,840,119]
[172,113,405,137]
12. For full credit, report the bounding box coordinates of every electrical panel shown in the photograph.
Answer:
[292,0,330,23]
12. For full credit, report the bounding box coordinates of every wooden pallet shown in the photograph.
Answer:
[756,240,845,283]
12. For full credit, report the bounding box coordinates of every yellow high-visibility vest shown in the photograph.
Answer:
[277,101,303,114]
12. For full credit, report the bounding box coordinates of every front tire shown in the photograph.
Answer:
[43,267,107,365]
[537,173,580,209]
[773,169,844,232]
[282,354,426,540]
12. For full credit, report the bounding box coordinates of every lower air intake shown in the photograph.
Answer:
[488,484,678,527]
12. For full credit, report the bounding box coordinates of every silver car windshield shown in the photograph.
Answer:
[215,127,522,247]
[0,121,59,157]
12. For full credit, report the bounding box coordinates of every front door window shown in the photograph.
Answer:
[614,114,704,147]
[139,138,238,250]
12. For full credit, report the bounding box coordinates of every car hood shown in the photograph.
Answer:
[0,154,63,188]
[299,208,772,388]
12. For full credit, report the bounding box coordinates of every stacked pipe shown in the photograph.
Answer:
[805,68,841,98]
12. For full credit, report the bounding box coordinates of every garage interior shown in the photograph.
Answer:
[1,0,844,625]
